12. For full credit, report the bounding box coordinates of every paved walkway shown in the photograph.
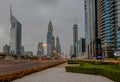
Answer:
[13,63,114,82]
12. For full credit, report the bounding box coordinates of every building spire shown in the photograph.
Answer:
[10,5,12,23]
[48,20,53,30]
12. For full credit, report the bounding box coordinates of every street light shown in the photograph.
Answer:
[43,43,47,47]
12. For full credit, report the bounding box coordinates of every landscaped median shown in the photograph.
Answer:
[0,60,65,82]
[66,60,120,82]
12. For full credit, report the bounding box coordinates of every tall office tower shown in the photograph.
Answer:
[79,38,85,56]
[84,0,89,58]
[116,0,120,52]
[47,21,53,58]
[56,36,61,54]
[73,24,78,57]
[97,0,120,57]
[84,0,98,59]
[3,44,10,54]
[97,0,112,58]
[37,42,44,57]
[9,6,22,55]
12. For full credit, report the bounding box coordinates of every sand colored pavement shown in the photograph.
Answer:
[13,63,114,82]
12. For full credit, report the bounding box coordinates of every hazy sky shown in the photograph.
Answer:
[0,0,85,55]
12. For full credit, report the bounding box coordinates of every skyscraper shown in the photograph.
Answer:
[85,0,120,58]
[97,0,120,57]
[73,24,78,57]
[84,0,98,59]
[56,36,61,54]
[37,42,44,57]
[9,6,22,55]
[97,0,112,57]
[115,0,120,52]
[47,21,53,58]
[79,38,85,56]
[84,0,88,57]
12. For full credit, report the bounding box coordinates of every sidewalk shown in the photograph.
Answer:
[13,63,114,82]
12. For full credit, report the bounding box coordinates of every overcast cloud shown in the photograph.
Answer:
[0,0,85,55]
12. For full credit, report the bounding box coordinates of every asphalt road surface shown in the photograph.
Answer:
[0,60,58,75]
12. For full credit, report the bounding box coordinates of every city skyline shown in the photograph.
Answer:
[0,0,85,55]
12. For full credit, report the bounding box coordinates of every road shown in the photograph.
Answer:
[13,63,114,82]
[0,60,59,75]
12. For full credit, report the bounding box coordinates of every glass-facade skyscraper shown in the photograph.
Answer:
[116,0,120,51]
[97,0,120,57]
[84,0,89,56]
[97,0,112,47]
[85,0,120,58]
[84,0,98,59]
[9,7,22,55]
[56,36,61,54]
[37,42,44,57]
[47,21,53,58]
[73,24,78,57]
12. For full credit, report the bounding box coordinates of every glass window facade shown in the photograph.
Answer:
[116,0,120,50]
[104,0,112,45]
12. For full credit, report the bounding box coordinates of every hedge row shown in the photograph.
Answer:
[81,60,120,65]
[68,60,120,65]
[65,65,120,82]
[0,60,65,82]
[67,60,80,64]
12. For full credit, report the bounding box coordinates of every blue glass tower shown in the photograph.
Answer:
[84,0,98,59]
[47,21,53,58]
[116,0,120,51]
[104,0,112,45]
[97,0,120,57]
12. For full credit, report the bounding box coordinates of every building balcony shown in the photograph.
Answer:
[100,28,105,32]
[100,23,105,27]
[111,27,115,32]
[111,35,115,39]
[101,34,105,39]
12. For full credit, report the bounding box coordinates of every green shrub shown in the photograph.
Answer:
[67,60,80,64]
[79,62,84,67]
[81,60,119,65]
[108,52,114,58]
[111,65,120,69]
